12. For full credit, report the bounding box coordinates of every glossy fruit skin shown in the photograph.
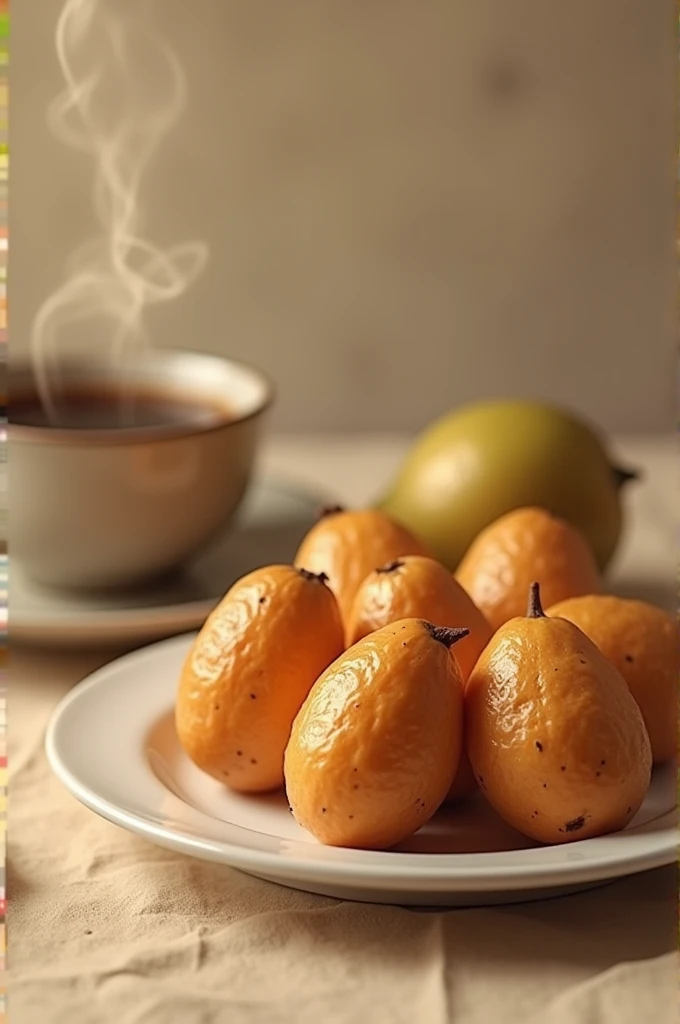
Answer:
[456,507,601,632]
[466,613,652,844]
[176,565,344,792]
[284,619,464,849]
[347,555,493,681]
[378,400,625,571]
[294,509,427,639]
[547,595,679,765]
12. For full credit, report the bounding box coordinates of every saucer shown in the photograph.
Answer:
[11,476,331,649]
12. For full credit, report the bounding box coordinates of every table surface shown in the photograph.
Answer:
[11,433,678,1024]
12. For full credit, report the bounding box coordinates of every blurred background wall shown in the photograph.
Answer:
[10,0,676,433]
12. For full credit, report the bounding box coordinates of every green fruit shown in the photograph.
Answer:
[378,400,636,572]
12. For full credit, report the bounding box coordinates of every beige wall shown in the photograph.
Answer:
[11,0,676,432]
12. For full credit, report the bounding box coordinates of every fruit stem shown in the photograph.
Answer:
[318,504,345,519]
[297,568,329,585]
[424,623,470,648]
[526,582,545,618]
[611,464,640,489]
[376,560,404,574]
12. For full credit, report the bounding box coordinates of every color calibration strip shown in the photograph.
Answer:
[0,3,7,1020]
[0,0,5,343]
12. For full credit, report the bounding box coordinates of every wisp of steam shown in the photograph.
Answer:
[31,0,209,422]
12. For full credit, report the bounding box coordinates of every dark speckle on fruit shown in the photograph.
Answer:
[564,815,586,833]
[625,654,634,663]
[535,741,543,752]
[561,766,566,771]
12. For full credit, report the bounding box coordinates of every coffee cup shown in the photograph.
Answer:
[8,348,274,590]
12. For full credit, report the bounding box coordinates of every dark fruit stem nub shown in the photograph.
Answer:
[297,568,329,585]
[318,504,345,519]
[611,464,639,489]
[424,623,470,648]
[376,560,404,574]
[526,582,545,618]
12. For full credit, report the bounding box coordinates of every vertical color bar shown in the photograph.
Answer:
[0,2,7,1020]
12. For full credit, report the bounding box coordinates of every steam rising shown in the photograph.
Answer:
[31,0,208,421]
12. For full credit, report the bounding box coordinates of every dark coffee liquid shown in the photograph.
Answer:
[11,387,232,431]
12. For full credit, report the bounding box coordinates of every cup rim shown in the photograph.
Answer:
[8,350,276,446]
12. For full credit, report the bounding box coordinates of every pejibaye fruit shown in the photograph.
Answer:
[346,554,492,681]
[547,594,679,765]
[465,583,652,843]
[294,507,427,639]
[456,506,601,632]
[176,565,344,792]
[284,619,467,848]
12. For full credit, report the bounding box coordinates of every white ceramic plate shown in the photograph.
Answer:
[11,477,327,648]
[46,633,677,906]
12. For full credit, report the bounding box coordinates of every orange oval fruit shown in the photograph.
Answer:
[176,565,344,792]
[547,594,678,765]
[294,507,427,638]
[456,506,601,632]
[346,554,492,680]
[466,583,651,843]
[284,619,467,848]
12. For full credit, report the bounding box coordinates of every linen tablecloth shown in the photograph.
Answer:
[10,434,678,1024]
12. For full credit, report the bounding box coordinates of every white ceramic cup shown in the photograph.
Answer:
[9,349,274,590]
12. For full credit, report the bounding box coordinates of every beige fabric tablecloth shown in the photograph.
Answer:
[10,434,678,1024]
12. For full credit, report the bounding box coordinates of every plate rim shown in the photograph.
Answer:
[45,633,678,895]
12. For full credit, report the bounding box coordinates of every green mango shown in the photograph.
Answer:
[377,400,636,572]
